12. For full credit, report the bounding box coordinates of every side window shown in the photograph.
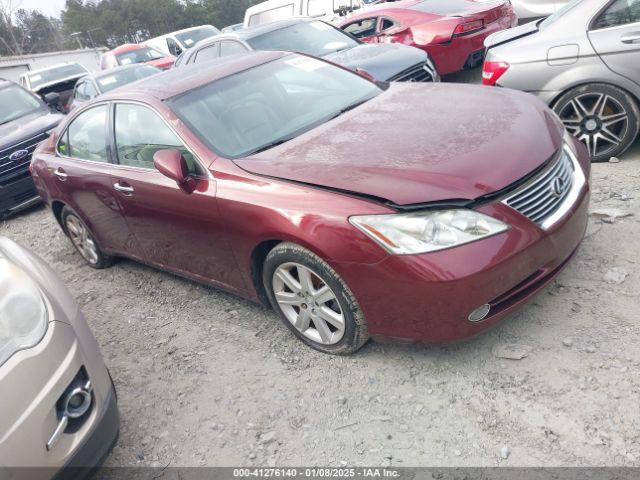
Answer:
[167,38,183,56]
[74,81,87,100]
[62,105,109,161]
[381,18,395,32]
[343,18,377,38]
[194,44,220,63]
[114,103,201,175]
[84,81,98,99]
[593,0,640,29]
[219,41,248,57]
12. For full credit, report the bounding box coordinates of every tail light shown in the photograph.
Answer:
[482,60,509,86]
[453,19,484,36]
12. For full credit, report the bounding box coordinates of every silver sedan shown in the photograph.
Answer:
[483,0,640,162]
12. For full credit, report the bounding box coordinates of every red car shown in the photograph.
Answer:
[31,51,589,355]
[338,0,517,76]
[100,43,175,71]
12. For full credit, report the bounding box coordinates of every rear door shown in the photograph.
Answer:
[588,0,640,86]
[48,104,141,256]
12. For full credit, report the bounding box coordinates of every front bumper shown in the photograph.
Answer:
[0,172,41,217]
[334,144,590,343]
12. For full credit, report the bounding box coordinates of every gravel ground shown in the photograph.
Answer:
[2,68,640,468]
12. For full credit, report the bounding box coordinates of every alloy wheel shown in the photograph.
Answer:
[65,215,99,265]
[559,92,629,158]
[272,262,345,345]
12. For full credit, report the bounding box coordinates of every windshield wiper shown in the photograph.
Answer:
[250,136,296,155]
[329,98,371,121]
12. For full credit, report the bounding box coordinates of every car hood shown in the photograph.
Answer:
[0,109,62,151]
[323,43,427,81]
[233,83,565,206]
[484,19,539,49]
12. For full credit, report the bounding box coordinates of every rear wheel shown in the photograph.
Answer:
[61,207,113,269]
[263,242,369,355]
[554,83,639,162]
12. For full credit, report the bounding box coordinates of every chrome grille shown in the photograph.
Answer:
[0,132,49,185]
[503,148,576,228]
[389,63,434,83]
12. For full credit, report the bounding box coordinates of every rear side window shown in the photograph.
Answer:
[381,18,395,31]
[219,41,248,57]
[343,18,377,38]
[194,44,219,63]
[60,105,108,161]
[114,103,201,174]
[593,0,640,29]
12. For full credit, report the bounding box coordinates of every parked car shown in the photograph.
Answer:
[0,79,63,219]
[483,0,640,162]
[175,18,438,83]
[505,0,570,20]
[222,23,245,33]
[32,51,590,354]
[100,44,175,70]
[18,63,89,109]
[68,64,161,111]
[337,0,517,76]
[0,236,119,473]
[244,0,365,26]
[143,25,221,57]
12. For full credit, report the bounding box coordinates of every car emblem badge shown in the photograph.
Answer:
[9,149,29,162]
[550,177,565,198]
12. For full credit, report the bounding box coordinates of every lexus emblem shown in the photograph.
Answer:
[550,177,566,198]
[8,149,29,162]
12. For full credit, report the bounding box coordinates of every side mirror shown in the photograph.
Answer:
[153,148,197,193]
[44,92,61,110]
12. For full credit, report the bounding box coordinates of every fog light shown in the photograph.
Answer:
[468,304,491,322]
[63,386,92,419]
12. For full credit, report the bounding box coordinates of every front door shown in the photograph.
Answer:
[588,0,640,87]
[48,104,141,256]
[109,102,245,291]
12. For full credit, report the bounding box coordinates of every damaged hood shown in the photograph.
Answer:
[0,109,62,151]
[234,83,565,206]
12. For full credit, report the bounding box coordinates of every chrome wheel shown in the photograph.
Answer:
[272,262,345,345]
[65,215,99,265]
[559,92,629,158]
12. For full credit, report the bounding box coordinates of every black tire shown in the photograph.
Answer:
[61,206,113,269]
[553,83,640,162]
[263,242,369,355]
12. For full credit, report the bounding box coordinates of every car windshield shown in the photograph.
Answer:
[0,85,44,125]
[95,65,161,93]
[116,47,165,66]
[169,55,381,159]
[28,64,87,90]
[176,26,221,49]
[539,0,584,29]
[247,21,358,57]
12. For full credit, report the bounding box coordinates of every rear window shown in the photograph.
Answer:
[539,0,584,30]
[116,47,164,66]
[96,65,160,93]
[175,26,221,49]
[28,64,87,90]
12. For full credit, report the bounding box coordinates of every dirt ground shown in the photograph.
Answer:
[2,71,640,468]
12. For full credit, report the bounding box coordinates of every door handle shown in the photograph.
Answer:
[621,32,640,44]
[113,182,134,195]
[53,168,67,181]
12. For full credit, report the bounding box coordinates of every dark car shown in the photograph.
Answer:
[175,18,438,82]
[0,79,63,218]
[68,64,161,111]
[32,51,589,355]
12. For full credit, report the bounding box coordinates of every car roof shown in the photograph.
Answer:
[100,50,289,102]
[147,24,219,41]
[0,79,14,89]
[229,17,316,40]
[88,63,159,81]
[110,43,147,54]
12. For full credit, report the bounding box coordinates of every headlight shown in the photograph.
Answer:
[0,254,48,366]
[350,209,509,255]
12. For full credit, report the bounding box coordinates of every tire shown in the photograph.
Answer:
[553,83,640,162]
[61,206,113,269]
[263,242,369,355]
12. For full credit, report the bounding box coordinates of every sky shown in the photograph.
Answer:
[1,0,66,17]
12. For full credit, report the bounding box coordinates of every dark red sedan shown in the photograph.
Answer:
[32,51,589,355]
[338,0,517,76]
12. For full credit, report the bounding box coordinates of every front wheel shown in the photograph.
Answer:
[554,83,640,162]
[263,242,369,355]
